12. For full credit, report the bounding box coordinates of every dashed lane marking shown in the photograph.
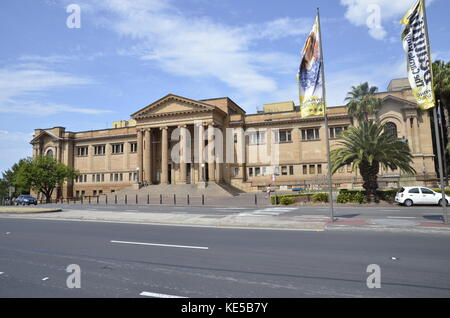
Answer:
[140,291,186,298]
[110,240,209,250]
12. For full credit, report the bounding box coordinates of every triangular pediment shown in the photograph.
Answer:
[131,94,217,119]
[30,130,61,144]
[382,95,417,108]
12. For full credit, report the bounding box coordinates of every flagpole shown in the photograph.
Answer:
[421,0,448,223]
[317,8,335,222]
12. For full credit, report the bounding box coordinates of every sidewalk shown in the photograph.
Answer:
[1,207,450,234]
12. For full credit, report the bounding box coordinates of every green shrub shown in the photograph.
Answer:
[337,190,367,204]
[280,197,296,205]
[432,188,450,196]
[312,193,329,203]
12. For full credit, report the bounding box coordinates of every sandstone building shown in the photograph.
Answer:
[30,78,438,199]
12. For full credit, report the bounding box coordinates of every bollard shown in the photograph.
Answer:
[202,194,205,206]
[125,195,127,205]
[136,194,138,205]
[115,195,117,205]
[89,196,91,204]
[255,194,257,205]
[174,194,176,205]
[106,195,108,205]
[147,194,150,205]
[97,196,99,204]
[81,197,84,205]
[187,194,190,205]
[160,194,162,205]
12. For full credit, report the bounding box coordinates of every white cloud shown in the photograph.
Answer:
[0,131,33,173]
[75,0,310,108]
[340,0,434,40]
[0,64,111,115]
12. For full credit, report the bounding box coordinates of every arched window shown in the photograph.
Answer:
[46,149,54,158]
[384,122,398,138]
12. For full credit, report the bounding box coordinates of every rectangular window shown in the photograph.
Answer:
[255,167,261,177]
[262,167,268,176]
[289,166,294,175]
[301,128,320,141]
[76,146,88,157]
[130,142,138,153]
[303,165,308,175]
[281,166,288,176]
[83,175,87,183]
[96,174,101,182]
[93,190,97,196]
[101,174,105,182]
[274,130,292,143]
[309,165,316,175]
[249,168,253,177]
[274,167,280,176]
[112,143,124,154]
[232,167,240,177]
[94,145,106,156]
[92,174,96,182]
[330,126,347,139]
[248,131,266,145]
[317,164,322,174]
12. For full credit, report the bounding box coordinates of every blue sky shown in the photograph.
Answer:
[1,0,449,173]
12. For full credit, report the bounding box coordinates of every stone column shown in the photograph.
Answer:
[406,116,414,153]
[137,129,144,183]
[179,125,187,184]
[413,117,422,154]
[208,124,216,182]
[198,124,205,183]
[144,129,152,183]
[161,127,169,184]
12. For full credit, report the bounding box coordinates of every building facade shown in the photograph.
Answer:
[30,78,438,199]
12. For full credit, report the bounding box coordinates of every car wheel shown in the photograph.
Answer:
[438,199,450,207]
[404,199,413,207]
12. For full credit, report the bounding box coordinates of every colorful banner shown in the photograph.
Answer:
[298,16,325,118]
[401,0,435,110]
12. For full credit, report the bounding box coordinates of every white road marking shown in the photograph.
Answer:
[110,240,208,250]
[0,272,4,275]
[125,210,139,212]
[140,291,186,298]
[42,277,49,281]
[387,216,417,219]
[238,207,297,217]
[5,232,10,235]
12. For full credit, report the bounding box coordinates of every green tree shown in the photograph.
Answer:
[345,82,382,123]
[0,178,9,200]
[16,156,78,203]
[331,121,416,201]
[2,158,32,197]
[433,60,450,132]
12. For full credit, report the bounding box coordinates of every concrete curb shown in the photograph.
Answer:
[0,208,62,214]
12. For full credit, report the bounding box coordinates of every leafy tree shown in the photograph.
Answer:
[345,82,382,123]
[331,121,416,201]
[1,158,32,197]
[433,60,450,133]
[16,156,78,203]
[0,178,9,200]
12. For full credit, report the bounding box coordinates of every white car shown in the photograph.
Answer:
[395,187,450,207]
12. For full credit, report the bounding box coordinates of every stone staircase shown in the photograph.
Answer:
[113,183,235,198]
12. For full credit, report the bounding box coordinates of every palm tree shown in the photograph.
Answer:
[331,121,416,201]
[433,60,450,136]
[345,82,382,123]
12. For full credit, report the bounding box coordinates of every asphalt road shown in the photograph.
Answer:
[0,218,449,297]
[37,203,448,222]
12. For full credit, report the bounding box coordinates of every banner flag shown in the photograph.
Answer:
[298,16,325,118]
[400,0,435,110]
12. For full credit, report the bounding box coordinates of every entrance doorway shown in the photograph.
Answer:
[187,163,191,184]
[168,164,172,184]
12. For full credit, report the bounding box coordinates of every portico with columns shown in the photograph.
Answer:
[131,94,228,186]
